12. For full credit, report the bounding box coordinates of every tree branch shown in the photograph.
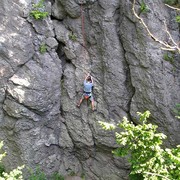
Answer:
[132,0,180,54]
[165,4,180,11]
[144,172,170,180]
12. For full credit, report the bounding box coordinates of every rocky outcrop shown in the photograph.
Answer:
[0,0,179,179]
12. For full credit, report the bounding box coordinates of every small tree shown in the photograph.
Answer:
[0,141,24,180]
[99,111,180,179]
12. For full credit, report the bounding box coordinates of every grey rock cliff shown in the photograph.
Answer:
[0,0,179,179]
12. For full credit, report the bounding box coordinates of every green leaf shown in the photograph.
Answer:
[176,16,180,23]
[98,121,116,130]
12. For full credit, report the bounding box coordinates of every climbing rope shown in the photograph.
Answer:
[81,4,86,49]
[80,3,92,75]
[79,3,100,86]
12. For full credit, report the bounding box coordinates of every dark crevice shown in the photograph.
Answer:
[50,15,64,21]
[59,105,64,117]
[2,87,9,116]
[59,73,64,118]
[121,48,136,124]
[61,119,84,172]
[56,42,65,59]
[55,41,74,72]
[112,4,136,124]
[114,7,120,34]
[116,30,136,125]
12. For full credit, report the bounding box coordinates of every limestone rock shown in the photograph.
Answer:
[52,0,66,20]
[46,37,59,49]
[0,0,179,179]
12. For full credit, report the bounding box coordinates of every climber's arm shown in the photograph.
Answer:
[91,76,94,84]
[84,73,90,81]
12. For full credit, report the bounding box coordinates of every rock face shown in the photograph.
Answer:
[0,0,179,179]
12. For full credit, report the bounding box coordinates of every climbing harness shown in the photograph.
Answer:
[84,92,91,100]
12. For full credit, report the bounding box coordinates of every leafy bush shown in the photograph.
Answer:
[30,0,48,20]
[2,166,24,180]
[0,141,24,180]
[99,111,180,179]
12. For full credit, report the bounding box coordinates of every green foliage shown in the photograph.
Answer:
[98,121,116,130]
[69,171,76,176]
[139,1,149,14]
[99,111,180,180]
[30,11,48,20]
[2,166,24,180]
[51,172,64,180]
[176,15,180,23]
[0,164,5,176]
[28,167,46,180]
[173,103,180,119]
[0,141,24,180]
[28,168,65,180]
[81,172,85,180]
[164,0,179,6]
[163,52,175,64]
[69,32,77,41]
[39,43,47,54]
[30,0,48,20]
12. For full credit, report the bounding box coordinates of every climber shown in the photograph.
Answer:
[77,73,95,111]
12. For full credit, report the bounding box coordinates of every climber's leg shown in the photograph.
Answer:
[90,95,95,111]
[77,94,85,107]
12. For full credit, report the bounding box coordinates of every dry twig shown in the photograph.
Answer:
[132,0,180,53]
[165,4,180,11]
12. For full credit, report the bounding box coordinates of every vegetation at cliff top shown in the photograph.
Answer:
[0,141,24,180]
[99,111,180,180]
